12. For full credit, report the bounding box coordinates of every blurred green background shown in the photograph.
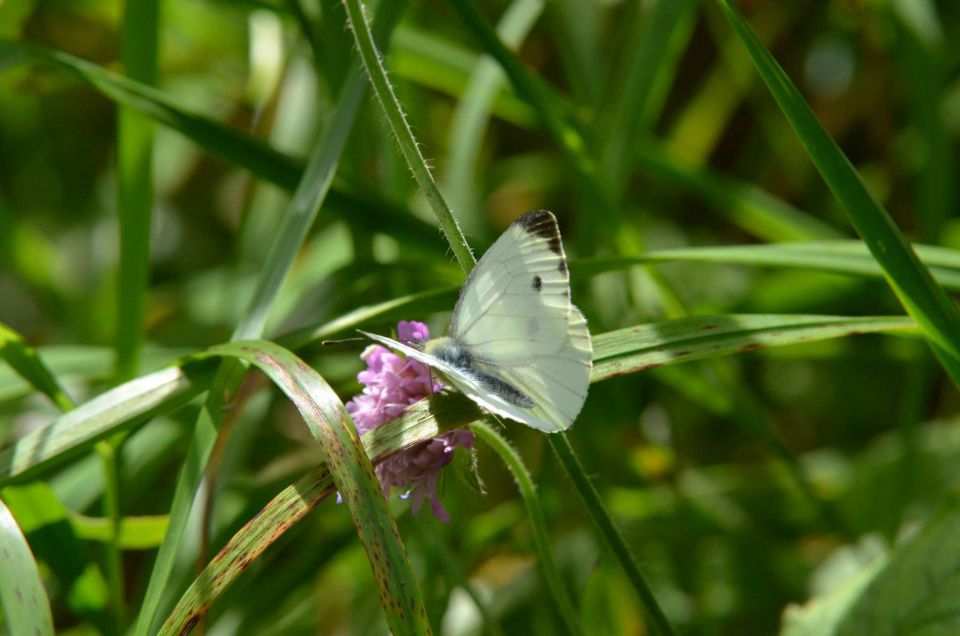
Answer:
[2,0,960,634]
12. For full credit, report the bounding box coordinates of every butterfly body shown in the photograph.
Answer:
[364,210,592,432]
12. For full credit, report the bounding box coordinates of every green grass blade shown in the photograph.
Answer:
[233,52,366,341]
[634,143,843,241]
[592,314,916,381]
[158,394,473,635]
[0,362,216,485]
[115,0,159,381]
[442,0,543,229]
[470,421,585,636]
[71,514,169,549]
[0,41,303,191]
[548,434,677,636]
[131,370,228,636]
[391,25,536,128]
[717,0,960,384]
[342,0,475,273]
[133,7,407,633]
[0,321,74,411]
[445,0,687,316]
[2,483,111,632]
[0,495,55,636]
[0,312,912,490]
[572,241,960,291]
[602,0,698,198]
[199,340,430,635]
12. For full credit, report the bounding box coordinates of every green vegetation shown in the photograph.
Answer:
[2,1,959,634]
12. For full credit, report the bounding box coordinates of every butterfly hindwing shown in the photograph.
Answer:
[483,305,592,432]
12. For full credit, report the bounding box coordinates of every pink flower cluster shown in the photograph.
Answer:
[345,321,473,522]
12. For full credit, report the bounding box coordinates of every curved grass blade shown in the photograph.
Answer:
[133,4,408,631]
[2,483,111,632]
[717,0,960,384]
[148,316,913,633]
[0,495,54,636]
[193,340,430,636]
[0,288,457,486]
[158,393,476,636]
[592,314,916,381]
[0,361,216,485]
[0,321,74,411]
[0,316,917,489]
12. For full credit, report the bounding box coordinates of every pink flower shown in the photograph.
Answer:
[344,320,473,521]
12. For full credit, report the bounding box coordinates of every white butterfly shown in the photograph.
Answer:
[362,210,592,432]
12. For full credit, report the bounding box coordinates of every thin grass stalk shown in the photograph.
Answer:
[470,420,585,636]
[115,0,159,381]
[341,0,475,273]
[548,434,677,636]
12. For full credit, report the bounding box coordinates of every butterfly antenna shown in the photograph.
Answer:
[321,337,366,346]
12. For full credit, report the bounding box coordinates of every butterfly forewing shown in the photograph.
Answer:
[450,212,573,361]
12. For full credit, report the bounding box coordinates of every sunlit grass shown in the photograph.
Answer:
[2,1,959,634]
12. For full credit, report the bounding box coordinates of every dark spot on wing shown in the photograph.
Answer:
[532,275,542,292]
[515,209,563,255]
[557,259,567,274]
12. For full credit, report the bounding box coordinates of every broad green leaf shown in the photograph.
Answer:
[835,495,960,635]
[0,495,54,636]
[781,552,886,636]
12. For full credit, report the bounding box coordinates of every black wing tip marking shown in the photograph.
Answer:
[515,209,563,256]
[532,275,543,292]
